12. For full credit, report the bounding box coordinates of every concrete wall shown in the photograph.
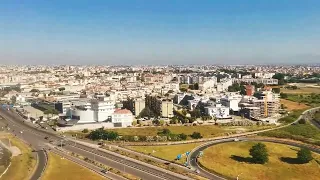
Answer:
[56,122,114,132]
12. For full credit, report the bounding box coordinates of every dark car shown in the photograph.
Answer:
[101,169,108,174]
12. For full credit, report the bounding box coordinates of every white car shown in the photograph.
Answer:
[20,131,23,134]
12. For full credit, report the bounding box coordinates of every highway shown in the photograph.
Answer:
[0,109,189,180]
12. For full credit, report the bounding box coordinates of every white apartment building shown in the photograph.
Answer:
[112,109,133,127]
[199,79,217,91]
[220,93,243,112]
[216,78,233,92]
[204,103,230,119]
[67,99,115,124]
[254,72,275,79]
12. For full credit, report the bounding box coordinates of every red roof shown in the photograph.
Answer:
[114,109,132,114]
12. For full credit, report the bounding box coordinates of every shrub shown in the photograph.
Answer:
[179,133,187,140]
[82,128,89,133]
[298,118,306,124]
[190,132,202,139]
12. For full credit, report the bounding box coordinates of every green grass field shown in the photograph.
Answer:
[42,152,105,180]
[127,143,202,164]
[260,123,320,143]
[285,94,320,107]
[199,141,320,180]
[0,135,36,180]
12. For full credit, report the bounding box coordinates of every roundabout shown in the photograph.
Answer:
[188,138,320,180]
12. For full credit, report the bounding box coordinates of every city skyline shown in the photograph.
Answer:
[1,0,320,65]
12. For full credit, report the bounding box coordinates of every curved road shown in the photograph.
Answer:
[0,112,48,180]
[188,106,320,180]
[0,109,190,180]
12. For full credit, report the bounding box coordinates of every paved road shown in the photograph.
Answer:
[0,109,189,180]
[0,111,48,180]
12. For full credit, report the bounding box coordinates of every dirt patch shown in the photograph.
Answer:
[280,99,309,111]
[0,140,21,157]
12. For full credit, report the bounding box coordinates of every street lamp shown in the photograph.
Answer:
[91,148,98,162]
[121,160,126,173]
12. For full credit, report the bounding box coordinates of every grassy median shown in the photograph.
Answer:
[199,141,320,180]
[127,143,202,164]
[42,152,105,180]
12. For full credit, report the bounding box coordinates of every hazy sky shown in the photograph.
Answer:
[1,0,320,65]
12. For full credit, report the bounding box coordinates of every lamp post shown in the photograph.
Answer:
[121,160,125,173]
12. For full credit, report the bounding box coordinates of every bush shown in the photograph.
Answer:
[297,148,313,163]
[298,118,306,124]
[87,129,119,140]
[82,128,89,133]
[249,143,269,164]
[179,133,187,140]
[190,132,202,139]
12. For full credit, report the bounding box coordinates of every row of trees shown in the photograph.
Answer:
[86,128,203,142]
[87,128,119,140]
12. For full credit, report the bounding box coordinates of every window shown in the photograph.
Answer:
[71,115,80,120]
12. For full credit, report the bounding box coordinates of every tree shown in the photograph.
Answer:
[190,132,202,139]
[297,148,313,163]
[298,118,306,124]
[180,87,188,92]
[249,143,269,164]
[161,128,171,135]
[43,109,51,115]
[167,90,174,94]
[59,87,65,91]
[152,119,160,125]
[139,107,155,118]
[280,93,288,99]
[194,83,199,90]
[273,73,286,85]
[82,129,89,133]
[272,88,280,94]
[179,133,187,140]
[170,117,178,124]
[10,96,17,104]
[159,119,165,126]
[256,83,265,88]
[190,109,201,118]
[30,89,39,93]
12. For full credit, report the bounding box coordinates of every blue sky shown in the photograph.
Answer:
[0,0,319,65]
